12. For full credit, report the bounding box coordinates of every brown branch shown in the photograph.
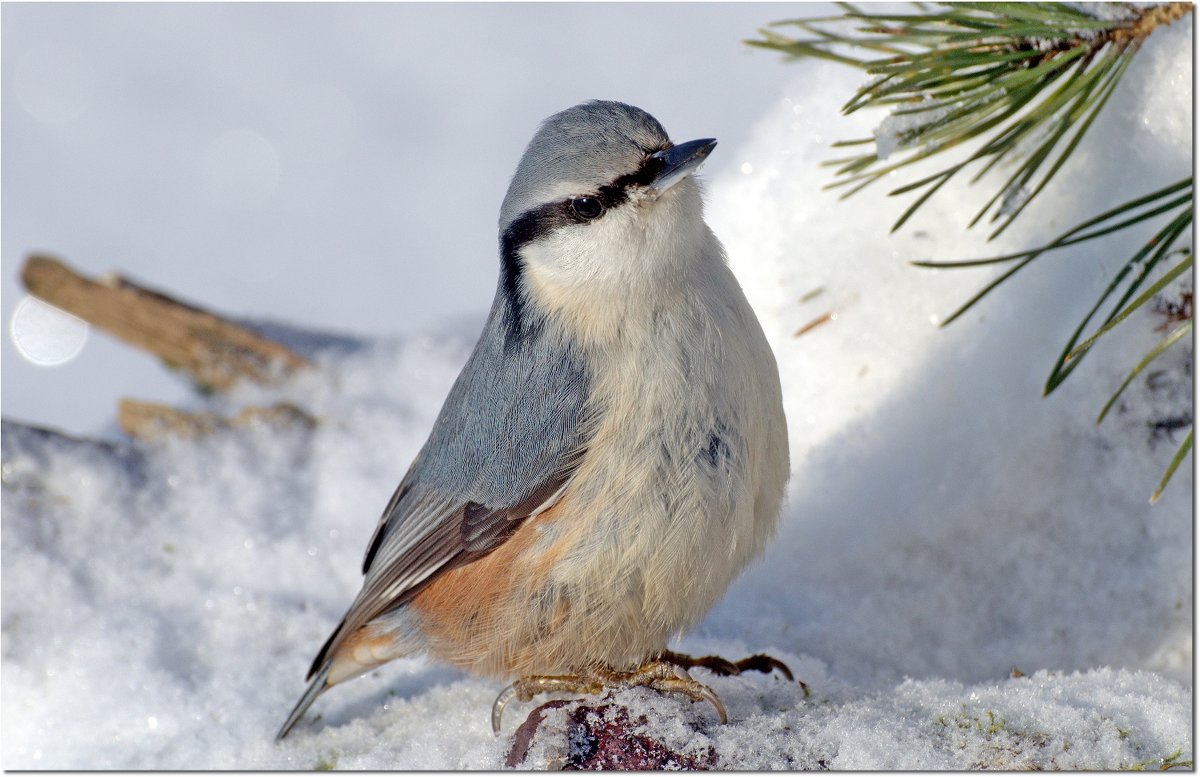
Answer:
[117,399,317,442]
[20,254,309,392]
[1112,2,1193,46]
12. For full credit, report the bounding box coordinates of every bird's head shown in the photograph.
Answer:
[498,101,719,318]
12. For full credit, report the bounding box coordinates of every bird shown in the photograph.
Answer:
[276,99,790,740]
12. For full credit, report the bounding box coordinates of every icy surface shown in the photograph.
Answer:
[2,4,1193,771]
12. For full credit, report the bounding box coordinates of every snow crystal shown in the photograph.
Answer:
[998,181,1032,216]
[873,101,957,162]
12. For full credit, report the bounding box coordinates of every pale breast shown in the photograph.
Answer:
[411,262,788,678]
[501,277,786,672]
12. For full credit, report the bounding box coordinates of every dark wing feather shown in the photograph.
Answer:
[307,287,591,680]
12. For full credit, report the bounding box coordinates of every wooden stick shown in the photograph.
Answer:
[20,254,309,392]
[117,398,317,442]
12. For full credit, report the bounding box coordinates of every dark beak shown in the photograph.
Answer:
[648,138,717,195]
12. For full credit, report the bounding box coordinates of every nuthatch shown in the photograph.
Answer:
[277,100,790,740]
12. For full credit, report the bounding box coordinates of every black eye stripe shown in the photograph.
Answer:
[612,152,667,190]
[502,149,671,250]
[573,153,668,219]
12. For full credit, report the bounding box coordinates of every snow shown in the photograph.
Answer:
[872,98,959,162]
[2,3,1193,771]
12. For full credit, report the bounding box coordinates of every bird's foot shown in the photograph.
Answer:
[657,649,795,682]
[492,660,726,733]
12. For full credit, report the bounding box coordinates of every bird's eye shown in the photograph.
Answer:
[570,196,604,221]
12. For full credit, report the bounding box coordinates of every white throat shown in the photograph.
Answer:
[517,182,722,346]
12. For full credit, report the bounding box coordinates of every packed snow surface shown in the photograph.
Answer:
[2,4,1193,770]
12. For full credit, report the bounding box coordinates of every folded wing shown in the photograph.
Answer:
[306,290,592,681]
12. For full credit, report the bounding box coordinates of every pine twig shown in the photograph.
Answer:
[748,2,1194,234]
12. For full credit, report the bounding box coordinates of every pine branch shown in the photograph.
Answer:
[747,2,1193,234]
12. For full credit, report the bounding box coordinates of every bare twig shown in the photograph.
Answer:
[21,254,309,392]
[116,399,317,442]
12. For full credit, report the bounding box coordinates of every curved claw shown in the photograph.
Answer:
[492,682,520,734]
[638,665,727,725]
[693,681,728,724]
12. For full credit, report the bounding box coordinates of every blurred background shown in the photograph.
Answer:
[2,2,800,435]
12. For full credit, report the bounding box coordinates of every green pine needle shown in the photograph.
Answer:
[1044,204,1193,395]
[1151,429,1193,504]
[912,180,1194,269]
[913,179,1192,327]
[747,2,1194,233]
[1067,253,1193,362]
[1095,319,1191,425]
[921,179,1193,502]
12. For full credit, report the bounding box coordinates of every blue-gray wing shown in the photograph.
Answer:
[306,286,591,679]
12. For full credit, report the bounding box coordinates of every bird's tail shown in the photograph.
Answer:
[276,663,332,741]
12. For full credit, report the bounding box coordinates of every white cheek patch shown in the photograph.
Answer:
[517,212,646,330]
[519,208,639,289]
[519,240,567,286]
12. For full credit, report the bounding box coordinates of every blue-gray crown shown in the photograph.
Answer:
[499,100,671,230]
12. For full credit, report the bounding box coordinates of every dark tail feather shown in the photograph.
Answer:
[276,663,331,741]
[308,625,341,681]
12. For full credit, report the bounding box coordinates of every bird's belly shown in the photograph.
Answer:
[410,398,766,678]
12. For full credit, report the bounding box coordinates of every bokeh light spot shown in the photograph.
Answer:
[10,295,90,367]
